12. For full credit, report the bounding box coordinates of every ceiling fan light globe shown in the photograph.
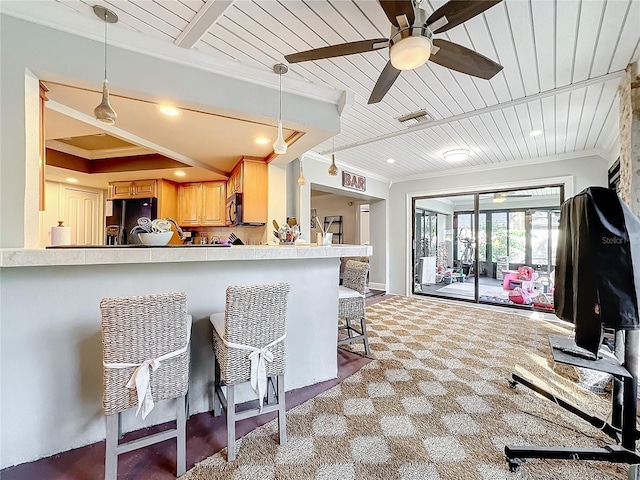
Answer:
[390,36,432,71]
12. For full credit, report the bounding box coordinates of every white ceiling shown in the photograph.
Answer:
[5,0,640,183]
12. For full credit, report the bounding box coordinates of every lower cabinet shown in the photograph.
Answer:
[178,181,226,227]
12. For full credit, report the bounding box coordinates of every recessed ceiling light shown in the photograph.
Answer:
[174,171,186,177]
[158,105,180,117]
[529,129,542,137]
[66,177,79,183]
[254,137,270,145]
[443,149,469,162]
[387,158,395,164]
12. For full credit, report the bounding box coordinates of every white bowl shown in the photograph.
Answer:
[138,231,173,246]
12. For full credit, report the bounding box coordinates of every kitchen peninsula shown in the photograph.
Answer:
[0,243,371,467]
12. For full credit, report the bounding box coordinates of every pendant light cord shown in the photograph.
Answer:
[278,69,282,123]
[103,13,108,81]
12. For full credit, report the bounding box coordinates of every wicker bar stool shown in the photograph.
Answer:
[338,260,370,355]
[101,292,191,480]
[210,283,290,461]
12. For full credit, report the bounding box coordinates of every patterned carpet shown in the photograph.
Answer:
[181,296,627,480]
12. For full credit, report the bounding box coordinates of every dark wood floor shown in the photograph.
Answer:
[1,347,371,480]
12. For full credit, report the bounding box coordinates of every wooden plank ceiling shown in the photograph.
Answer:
[54,0,640,180]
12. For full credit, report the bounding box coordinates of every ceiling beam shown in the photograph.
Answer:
[175,0,235,49]
[325,70,627,155]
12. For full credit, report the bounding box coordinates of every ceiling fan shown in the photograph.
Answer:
[284,0,504,104]
[483,192,533,203]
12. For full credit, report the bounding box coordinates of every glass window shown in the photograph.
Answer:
[550,210,560,270]
[456,214,472,263]
[508,212,526,264]
[478,213,487,261]
[491,212,508,262]
[531,211,549,266]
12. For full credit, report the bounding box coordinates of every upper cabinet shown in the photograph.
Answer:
[108,180,157,199]
[178,181,226,227]
[226,157,268,225]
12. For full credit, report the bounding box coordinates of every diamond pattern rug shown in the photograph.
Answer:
[181,296,627,479]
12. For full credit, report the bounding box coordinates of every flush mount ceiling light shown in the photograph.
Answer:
[328,138,338,176]
[529,129,543,137]
[387,158,396,164]
[93,5,118,125]
[272,64,289,155]
[443,148,469,162]
[158,105,179,117]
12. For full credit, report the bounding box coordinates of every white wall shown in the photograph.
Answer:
[311,193,359,244]
[0,15,340,248]
[388,155,609,295]
[297,154,390,289]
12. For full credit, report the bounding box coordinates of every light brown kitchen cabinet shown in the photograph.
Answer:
[178,181,226,227]
[202,182,226,225]
[132,179,156,198]
[108,180,157,199]
[226,157,268,224]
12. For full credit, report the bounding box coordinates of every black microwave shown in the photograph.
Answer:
[226,193,265,226]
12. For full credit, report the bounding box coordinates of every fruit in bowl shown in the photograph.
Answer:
[138,231,174,246]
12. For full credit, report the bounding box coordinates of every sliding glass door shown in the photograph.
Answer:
[412,186,563,309]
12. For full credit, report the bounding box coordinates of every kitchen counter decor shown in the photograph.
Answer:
[130,217,185,246]
[273,219,300,245]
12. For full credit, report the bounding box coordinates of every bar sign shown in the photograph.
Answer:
[342,171,366,192]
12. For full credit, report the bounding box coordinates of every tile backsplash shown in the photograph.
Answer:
[187,226,267,245]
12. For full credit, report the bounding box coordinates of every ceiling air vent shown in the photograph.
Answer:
[396,109,432,127]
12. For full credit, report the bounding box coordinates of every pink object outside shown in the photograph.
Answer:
[503,272,520,290]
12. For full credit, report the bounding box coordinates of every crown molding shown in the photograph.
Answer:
[392,149,605,184]
[0,4,346,105]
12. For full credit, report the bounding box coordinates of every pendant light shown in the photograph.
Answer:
[328,137,338,176]
[273,64,289,155]
[297,160,306,186]
[93,5,118,125]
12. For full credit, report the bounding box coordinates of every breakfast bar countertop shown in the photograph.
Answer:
[0,244,373,267]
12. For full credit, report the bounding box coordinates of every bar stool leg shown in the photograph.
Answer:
[277,374,287,445]
[105,413,118,480]
[176,395,186,476]
[213,358,222,417]
[345,317,353,338]
[226,384,236,461]
[360,316,370,355]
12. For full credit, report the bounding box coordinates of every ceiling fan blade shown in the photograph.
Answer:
[427,0,502,33]
[368,61,401,104]
[430,39,503,79]
[378,0,415,28]
[285,38,389,63]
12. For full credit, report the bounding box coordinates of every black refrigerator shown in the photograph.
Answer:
[105,198,158,245]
